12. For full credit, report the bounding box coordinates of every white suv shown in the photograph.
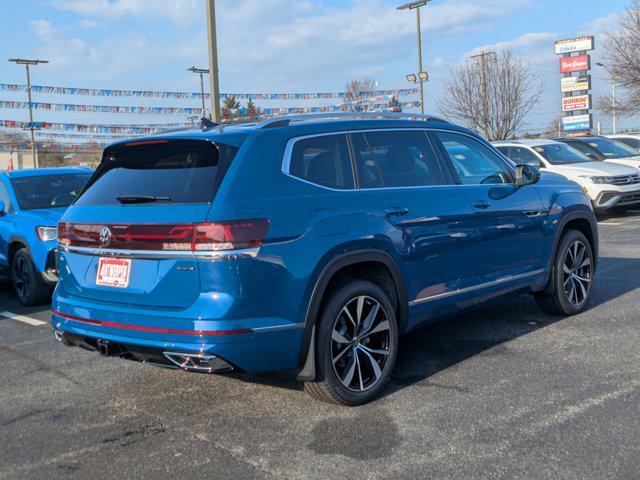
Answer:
[493,139,640,211]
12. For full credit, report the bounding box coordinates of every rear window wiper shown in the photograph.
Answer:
[115,194,171,204]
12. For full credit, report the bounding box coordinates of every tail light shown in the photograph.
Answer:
[58,220,269,252]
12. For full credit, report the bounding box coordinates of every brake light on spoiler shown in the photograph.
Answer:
[58,220,269,252]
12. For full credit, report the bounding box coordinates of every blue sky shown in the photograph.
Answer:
[0,0,631,137]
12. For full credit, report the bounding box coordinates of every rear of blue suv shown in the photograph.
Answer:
[53,115,599,405]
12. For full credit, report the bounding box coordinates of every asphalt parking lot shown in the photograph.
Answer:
[1,210,639,480]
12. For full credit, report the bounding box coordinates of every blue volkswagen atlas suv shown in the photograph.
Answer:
[52,114,598,405]
[0,167,92,305]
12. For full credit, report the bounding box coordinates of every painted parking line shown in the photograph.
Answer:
[599,222,622,226]
[0,311,47,326]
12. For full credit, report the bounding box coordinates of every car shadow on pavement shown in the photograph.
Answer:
[230,256,640,398]
[0,277,52,318]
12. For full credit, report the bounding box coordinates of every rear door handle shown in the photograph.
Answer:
[472,201,490,210]
[384,207,409,217]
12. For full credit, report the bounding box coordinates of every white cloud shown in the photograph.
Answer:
[28,18,201,83]
[582,12,619,37]
[40,0,533,92]
[51,0,202,25]
[212,0,532,90]
[30,19,59,39]
[79,19,99,28]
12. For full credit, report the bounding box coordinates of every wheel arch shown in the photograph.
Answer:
[544,209,598,294]
[295,249,408,381]
[8,236,29,265]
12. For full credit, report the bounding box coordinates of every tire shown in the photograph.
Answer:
[535,229,594,316]
[304,280,398,406]
[11,248,52,306]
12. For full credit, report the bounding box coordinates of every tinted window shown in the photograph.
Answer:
[566,141,602,160]
[11,174,91,210]
[77,140,236,206]
[436,132,511,185]
[533,143,591,165]
[0,181,10,212]
[498,146,543,168]
[584,138,638,159]
[616,137,640,150]
[289,135,354,189]
[351,130,445,188]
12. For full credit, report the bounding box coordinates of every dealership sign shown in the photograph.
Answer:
[555,36,595,55]
[556,35,594,134]
[562,95,591,112]
[561,76,590,93]
[563,114,592,132]
[560,55,590,73]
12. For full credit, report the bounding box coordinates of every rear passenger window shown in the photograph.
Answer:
[351,130,445,188]
[289,135,354,189]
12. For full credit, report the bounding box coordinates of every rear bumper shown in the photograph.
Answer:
[51,307,305,373]
[53,330,235,372]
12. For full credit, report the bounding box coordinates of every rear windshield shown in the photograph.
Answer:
[11,174,91,210]
[76,140,238,206]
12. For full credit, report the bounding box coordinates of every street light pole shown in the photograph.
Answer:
[596,62,617,134]
[205,0,221,123]
[611,81,617,134]
[415,7,424,114]
[188,66,209,118]
[398,1,431,115]
[8,58,48,168]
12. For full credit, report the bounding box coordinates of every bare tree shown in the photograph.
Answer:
[543,112,563,139]
[344,78,377,103]
[599,0,640,117]
[438,49,544,141]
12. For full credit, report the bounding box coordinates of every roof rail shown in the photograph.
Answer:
[257,112,450,129]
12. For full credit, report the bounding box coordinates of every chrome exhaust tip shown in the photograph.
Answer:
[162,352,233,373]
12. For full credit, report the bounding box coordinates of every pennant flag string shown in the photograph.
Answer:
[0,119,191,134]
[0,83,419,101]
[0,100,420,116]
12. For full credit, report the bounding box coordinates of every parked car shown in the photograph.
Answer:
[494,139,640,211]
[555,136,640,171]
[606,133,640,152]
[52,114,599,405]
[0,167,92,305]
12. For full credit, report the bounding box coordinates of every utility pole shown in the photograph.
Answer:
[397,1,431,115]
[188,66,209,118]
[205,0,221,123]
[470,51,495,139]
[8,58,48,168]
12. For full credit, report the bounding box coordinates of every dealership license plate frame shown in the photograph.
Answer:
[96,257,132,288]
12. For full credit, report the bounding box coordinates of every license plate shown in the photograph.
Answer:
[96,258,131,288]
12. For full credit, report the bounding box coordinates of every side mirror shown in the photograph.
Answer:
[0,200,5,216]
[515,164,541,186]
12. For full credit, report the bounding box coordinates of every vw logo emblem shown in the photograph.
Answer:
[99,227,112,247]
